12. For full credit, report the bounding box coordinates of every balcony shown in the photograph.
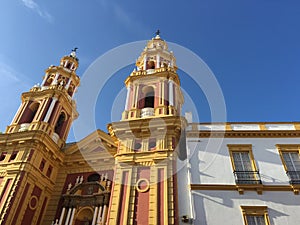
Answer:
[234,171,262,185]
[141,107,154,118]
[286,171,300,184]
[18,123,30,132]
[146,69,155,74]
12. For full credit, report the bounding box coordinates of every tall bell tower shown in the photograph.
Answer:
[107,32,187,225]
[0,49,80,225]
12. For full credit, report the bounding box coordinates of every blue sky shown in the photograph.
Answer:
[1,0,300,141]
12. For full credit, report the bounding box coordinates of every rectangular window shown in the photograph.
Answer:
[0,152,7,162]
[277,145,300,184]
[39,159,46,172]
[228,145,261,184]
[9,151,18,162]
[46,165,53,178]
[241,206,270,225]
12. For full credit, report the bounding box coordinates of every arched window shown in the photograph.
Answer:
[19,102,40,124]
[144,89,155,108]
[55,112,66,136]
[139,86,155,109]
[67,86,74,96]
[146,61,155,70]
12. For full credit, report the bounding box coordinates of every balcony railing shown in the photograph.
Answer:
[141,107,154,118]
[233,171,262,185]
[286,171,300,184]
[18,123,30,132]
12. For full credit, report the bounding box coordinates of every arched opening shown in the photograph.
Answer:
[146,61,155,70]
[75,207,93,225]
[87,173,100,182]
[66,62,72,69]
[55,112,66,137]
[144,88,155,108]
[68,86,74,96]
[19,102,40,124]
[139,86,155,118]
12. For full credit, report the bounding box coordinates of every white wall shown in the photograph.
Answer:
[177,158,193,224]
[192,190,300,225]
[187,137,300,185]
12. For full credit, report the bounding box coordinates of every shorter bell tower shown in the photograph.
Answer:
[6,49,80,147]
[0,49,80,225]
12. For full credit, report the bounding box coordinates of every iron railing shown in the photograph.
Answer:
[286,171,300,184]
[233,171,262,185]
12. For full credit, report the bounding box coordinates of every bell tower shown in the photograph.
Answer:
[122,30,183,120]
[6,48,80,147]
[0,50,80,225]
[107,32,187,225]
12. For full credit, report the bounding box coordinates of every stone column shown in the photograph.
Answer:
[68,208,76,225]
[125,86,130,110]
[156,54,160,68]
[43,97,58,122]
[92,206,98,225]
[143,55,147,70]
[96,206,103,225]
[64,208,72,225]
[65,78,72,90]
[58,207,66,225]
[168,80,174,106]
[101,205,108,224]
[41,74,48,86]
[52,73,60,85]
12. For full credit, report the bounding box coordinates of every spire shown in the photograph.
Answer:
[135,30,176,71]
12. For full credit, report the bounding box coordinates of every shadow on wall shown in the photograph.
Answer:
[187,139,291,185]
[192,190,297,225]
[268,208,289,225]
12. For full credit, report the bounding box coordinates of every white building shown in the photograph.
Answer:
[186,121,300,225]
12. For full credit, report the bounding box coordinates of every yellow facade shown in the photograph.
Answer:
[0,35,187,225]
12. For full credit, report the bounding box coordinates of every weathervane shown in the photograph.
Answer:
[70,47,78,58]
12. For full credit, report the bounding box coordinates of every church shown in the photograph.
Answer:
[0,33,299,225]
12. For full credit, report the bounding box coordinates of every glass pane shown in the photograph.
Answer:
[246,215,265,225]
[283,152,300,171]
[233,152,252,171]
[290,153,300,170]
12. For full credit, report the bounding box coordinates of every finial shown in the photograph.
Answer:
[154,29,161,40]
[70,47,78,59]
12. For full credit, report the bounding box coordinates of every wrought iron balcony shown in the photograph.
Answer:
[233,171,262,185]
[286,171,300,184]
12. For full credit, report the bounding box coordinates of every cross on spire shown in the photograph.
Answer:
[72,47,78,53]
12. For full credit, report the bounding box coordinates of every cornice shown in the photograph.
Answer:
[108,116,187,138]
[0,130,64,162]
[187,130,300,138]
[125,70,180,86]
[190,184,300,195]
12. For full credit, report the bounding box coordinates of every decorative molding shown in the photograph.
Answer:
[190,184,300,195]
